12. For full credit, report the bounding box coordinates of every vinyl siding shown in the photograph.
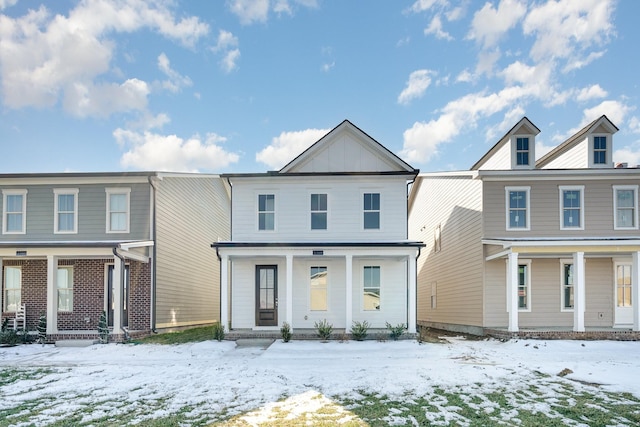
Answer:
[478,142,511,170]
[538,138,588,169]
[154,176,230,329]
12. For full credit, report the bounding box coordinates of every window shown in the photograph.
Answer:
[561,262,574,311]
[310,193,327,230]
[3,266,21,312]
[593,136,607,165]
[106,188,130,233]
[614,185,638,230]
[57,266,73,312]
[258,194,275,230]
[363,193,380,229]
[2,189,27,234]
[430,282,437,309]
[516,137,530,166]
[616,264,632,308]
[434,224,441,253]
[506,187,530,230]
[310,266,327,310]
[363,266,380,311]
[518,263,530,311]
[54,189,78,234]
[559,186,584,230]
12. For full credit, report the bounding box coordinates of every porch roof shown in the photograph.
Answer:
[212,240,425,248]
[483,237,640,259]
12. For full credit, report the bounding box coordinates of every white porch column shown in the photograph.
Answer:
[345,254,353,332]
[46,255,58,334]
[286,254,293,329]
[408,255,417,334]
[112,255,123,335]
[0,257,3,314]
[220,254,229,332]
[507,252,519,332]
[632,252,640,331]
[573,251,585,332]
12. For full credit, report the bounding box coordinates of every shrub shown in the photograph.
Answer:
[0,329,20,346]
[280,322,292,343]
[98,311,109,344]
[350,320,370,341]
[386,322,406,341]
[314,319,333,341]
[37,314,47,345]
[212,322,225,342]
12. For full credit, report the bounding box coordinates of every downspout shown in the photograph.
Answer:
[112,247,130,341]
[148,176,158,333]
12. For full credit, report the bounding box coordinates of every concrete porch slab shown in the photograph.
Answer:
[55,340,99,348]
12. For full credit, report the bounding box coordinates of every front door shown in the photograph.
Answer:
[614,263,633,326]
[255,265,277,326]
[107,265,130,327]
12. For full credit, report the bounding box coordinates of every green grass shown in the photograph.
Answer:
[131,325,216,345]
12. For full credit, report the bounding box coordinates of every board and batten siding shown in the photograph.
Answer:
[409,174,484,329]
[154,176,230,329]
[230,175,409,242]
[483,177,640,239]
[0,183,151,242]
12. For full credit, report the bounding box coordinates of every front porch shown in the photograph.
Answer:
[484,326,640,341]
[224,327,418,341]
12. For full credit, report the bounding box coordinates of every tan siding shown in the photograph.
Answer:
[155,176,230,329]
[585,258,614,327]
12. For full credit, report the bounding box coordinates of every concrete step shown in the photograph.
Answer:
[55,339,99,348]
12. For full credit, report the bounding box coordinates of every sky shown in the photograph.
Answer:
[0,0,639,174]
[2,337,640,424]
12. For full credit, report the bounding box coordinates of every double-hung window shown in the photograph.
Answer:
[593,136,607,165]
[106,188,130,233]
[613,185,638,230]
[258,194,275,231]
[363,266,381,311]
[57,266,74,312]
[2,189,27,234]
[515,137,530,166]
[54,188,78,234]
[4,266,21,312]
[310,193,327,230]
[363,193,380,230]
[561,261,574,311]
[506,187,530,230]
[559,186,584,230]
[517,262,530,311]
[310,266,327,310]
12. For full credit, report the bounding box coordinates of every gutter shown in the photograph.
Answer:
[148,176,159,333]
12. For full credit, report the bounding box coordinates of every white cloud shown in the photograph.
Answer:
[424,15,453,40]
[64,79,150,118]
[562,50,606,73]
[629,117,640,134]
[114,128,240,172]
[321,61,335,72]
[228,0,318,25]
[467,0,526,49]
[398,69,434,105]
[212,29,238,52]
[613,146,640,168]
[0,0,17,10]
[157,53,192,93]
[581,100,632,129]
[212,30,240,73]
[576,84,607,102]
[456,69,473,83]
[256,128,330,169]
[535,139,556,161]
[221,49,241,73]
[407,0,444,14]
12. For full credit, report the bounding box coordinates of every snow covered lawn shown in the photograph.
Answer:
[1,337,640,426]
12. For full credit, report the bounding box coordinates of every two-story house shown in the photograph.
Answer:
[0,172,229,342]
[212,120,423,336]
[409,115,640,337]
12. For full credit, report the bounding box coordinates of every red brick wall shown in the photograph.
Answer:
[2,259,47,331]
[129,261,151,331]
[57,259,109,331]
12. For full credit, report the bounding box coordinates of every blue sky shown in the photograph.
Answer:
[0,0,638,174]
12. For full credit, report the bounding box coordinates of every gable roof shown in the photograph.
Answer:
[470,117,540,170]
[279,120,417,174]
[535,115,619,168]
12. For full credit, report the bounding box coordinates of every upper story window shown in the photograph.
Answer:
[57,266,74,312]
[363,193,380,230]
[54,188,79,234]
[310,266,327,311]
[310,193,327,230]
[593,136,607,165]
[258,194,275,231]
[613,185,638,230]
[363,265,381,311]
[2,189,27,234]
[106,188,130,233]
[505,187,530,231]
[515,137,530,166]
[3,265,21,312]
[559,186,584,230]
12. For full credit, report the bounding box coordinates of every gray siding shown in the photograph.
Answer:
[154,176,230,329]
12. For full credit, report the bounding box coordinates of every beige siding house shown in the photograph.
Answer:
[410,115,640,337]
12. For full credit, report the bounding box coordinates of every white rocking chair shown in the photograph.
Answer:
[12,304,26,331]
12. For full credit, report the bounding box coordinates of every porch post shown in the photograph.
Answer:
[345,254,353,332]
[573,251,585,332]
[112,255,123,335]
[220,254,229,332]
[632,252,640,331]
[46,255,58,335]
[0,257,3,314]
[507,252,519,332]
[286,254,293,329]
[408,255,417,334]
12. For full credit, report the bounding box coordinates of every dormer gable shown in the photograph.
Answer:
[471,117,540,171]
[279,120,417,174]
[536,115,619,169]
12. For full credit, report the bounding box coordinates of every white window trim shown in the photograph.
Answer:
[256,192,277,232]
[511,134,535,169]
[589,134,611,168]
[2,189,27,235]
[57,265,74,312]
[560,259,574,312]
[559,185,585,231]
[4,265,22,312]
[430,281,437,309]
[505,186,531,231]
[309,192,329,231]
[362,265,381,312]
[54,188,79,234]
[105,188,131,234]
[506,259,532,312]
[309,265,328,311]
[613,185,639,230]
[362,191,381,231]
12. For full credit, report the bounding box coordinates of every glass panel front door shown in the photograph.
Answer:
[255,265,277,326]
[615,263,633,326]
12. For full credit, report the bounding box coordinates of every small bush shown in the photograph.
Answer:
[37,314,47,345]
[350,320,370,341]
[314,319,333,341]
[212,322,225,342]
[98,311,109,344]
[0,329,20,346]
[386,322,406,341]
[280,322,292,343]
